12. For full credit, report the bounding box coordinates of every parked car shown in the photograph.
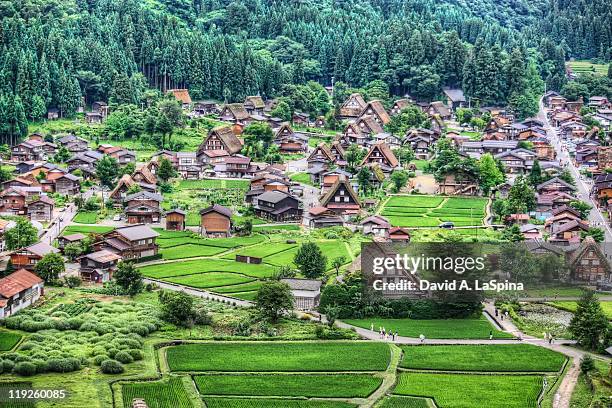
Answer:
[439,222,454,229]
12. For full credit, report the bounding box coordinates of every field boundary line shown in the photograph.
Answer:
[361,343,401,407]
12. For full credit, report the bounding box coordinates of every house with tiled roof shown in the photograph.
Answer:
[78,250,122,283]
[96,225,159,260]
[0,269,44,319]
[10,242,60,271]
[124,191,163,224]
[254,191,303,222]
[280,278,322,310]
[27,195,54,221]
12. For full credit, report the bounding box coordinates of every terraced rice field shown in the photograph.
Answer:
[203,399,356,408]
[166,342,391,372]
[380,196,488,228]
[121,377,193,408]
[400,344,565,372]
[393,372,542,408]
[194,374,382,398]
[567,60,608,76]
[344,316,512,339]
[548,301,612,320]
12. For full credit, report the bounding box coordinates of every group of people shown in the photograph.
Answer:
[543,332,556,344]
[371,324,399,341]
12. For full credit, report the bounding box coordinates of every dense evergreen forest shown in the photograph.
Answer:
[0,0,610,144]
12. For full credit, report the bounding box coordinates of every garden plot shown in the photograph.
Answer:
[163,178,249,226]
[380,196,487,228]
[165,272,257,289]
[400,344,565,372]
[344,316,512,339]
[166,341,391,372]
[379,396,432,408]
[393,372,542,408]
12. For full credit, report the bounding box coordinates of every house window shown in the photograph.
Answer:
[344,197,349,202]
[335,196,340,202]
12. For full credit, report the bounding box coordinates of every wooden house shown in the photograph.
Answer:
[536,177,576,195]
[10,242,60,271]
[548,220,590,245]
[193,100,220,116]
[0,269,44,319]
[320,178,360,216]
[254,191,302,222]
[78,250,121,283]
[388,227,411,243]
[27,196,54,221]
[390,99,410,116]
[165,209,186,231]
[197,126,243,161]
[307,143,335,169]
[292,112,310,127]
[124,191,163,224]
[57,233,86,251]
[0,188,28,215]
[428,102,451,120]
[54,173,81,195]
[244,96,265,115]
[199,204,232,237]
[567,237,611,283]
[338,93,367,120]
[133,164,157,185]
[219,104,250,123]
[361,142,398,172]
[443,89,466,110]
[97,225,159,260]
[280,278,321,311]
[307,206,344,229]
[360,100,391,126]
[360,215,390,238]
[168,89,192,109]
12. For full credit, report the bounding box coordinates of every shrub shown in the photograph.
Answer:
[79,322,98,332]
[100,359,124,374]
[114,351,134,364]
[93,355,109,366]
[127,349,143,361]
[132,325,150,336]
[107,348,119,358]
[19,342,35,351]
[46,358,80,373]
[53,319,72,331]
[31,359,47,373]
[67,318,84,330]
[29,334,45,342]
[13,362,37,376]
[2,359,15,372]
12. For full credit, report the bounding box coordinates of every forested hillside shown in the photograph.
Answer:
[0,0,610,144]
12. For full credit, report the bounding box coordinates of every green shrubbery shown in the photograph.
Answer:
[101,359,124,374]
[0,300,159,376]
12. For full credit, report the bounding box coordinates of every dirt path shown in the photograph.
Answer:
[358,343,402,408]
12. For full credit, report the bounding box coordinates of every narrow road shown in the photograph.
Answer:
[537,99,612,241]
[144,278,254,307]
[42,187,95,243]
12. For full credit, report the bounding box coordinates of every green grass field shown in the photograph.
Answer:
[289,172,316,186]
[400,344,565,372]
[393,372,542,408]
[379,396,432,408]
[121,377,193,408]
[344,316,512,339]
[160,243,229,259]
[62,225,114,235]
[167,342,391,372]
[140,259,277,279]
[567,60,608,76]
[194,374,382,398]
[72,211,98,224]
[0,330,22,351]
[548,301,612,319]
[381,196,487,228]
[203,398,355,408]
